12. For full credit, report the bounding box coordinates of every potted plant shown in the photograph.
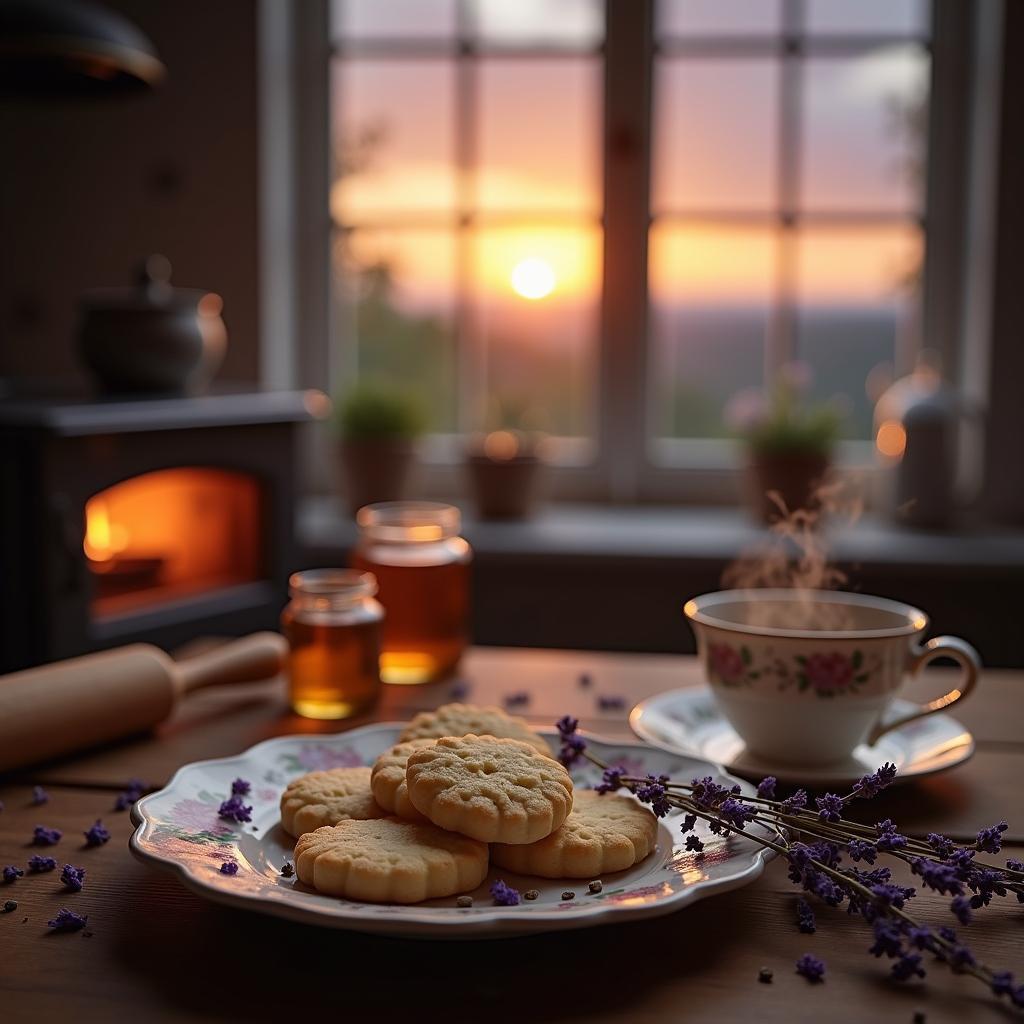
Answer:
[335,385,424,515]
[725,363,844,523]
[464,399,546,520]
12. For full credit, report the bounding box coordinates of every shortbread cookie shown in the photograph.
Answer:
[491,789,658,878]
[398,703,550,756]
[294,818,489,903]
[370,738,437,821]
[280,766,386,838]
[406,735,573,844]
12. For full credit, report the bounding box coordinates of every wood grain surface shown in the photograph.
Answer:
[1,647,1022,1023]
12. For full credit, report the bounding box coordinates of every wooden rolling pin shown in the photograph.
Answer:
[0,632,287,772]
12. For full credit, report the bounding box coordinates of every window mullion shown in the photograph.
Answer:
[601,0,654,500]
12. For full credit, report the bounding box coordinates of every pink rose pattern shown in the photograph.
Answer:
[706,641,870,696]
[708,643,747,685]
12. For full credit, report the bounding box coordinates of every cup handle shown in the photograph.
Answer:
[866,636,981,746]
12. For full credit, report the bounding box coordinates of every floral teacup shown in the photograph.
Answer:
[684,589,981,768]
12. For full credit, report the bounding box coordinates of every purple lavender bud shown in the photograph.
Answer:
[634,774,672,817]
[490,880,520,906]
[1006,859,1024,872]
[555,715,579,738]
[47,908,88,932]
[910,857,963,896]
[595,765,625,795]
[780,789,808,814]
[756,776,777,800]
[907,925,932,950]
[868,918,904,958]
[577,672,592,689]
[975,821,1008,854]
[27,855,57,873]
[217,796,253,824]
[950,895,973,925]
[31,786,49,805]
[83,820,111,847]
[32,826,62,846]
[503,691,530,709]
[847,839,878,864]
[796,897,816,934]
[2,866,23,883]
[680,813,697,833]
[926,833,956,859]
[795,954,826,983]
[230,778,251,797]
[220,861,239,876]
[558,734,587,769]
[685,834,704,853]
[851,762,897,800]
[60,864,85,892]
[891,953,926,981]
[815,793,843,824]
[597,695,626,711]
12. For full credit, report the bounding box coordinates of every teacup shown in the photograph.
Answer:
[684,589,980,768]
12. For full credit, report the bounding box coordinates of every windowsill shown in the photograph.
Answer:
[299,496,1024,571]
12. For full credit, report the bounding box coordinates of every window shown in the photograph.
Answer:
[329,0,603,465]
[313,0,942,501]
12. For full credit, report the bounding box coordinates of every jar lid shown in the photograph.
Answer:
[357,501,461,543]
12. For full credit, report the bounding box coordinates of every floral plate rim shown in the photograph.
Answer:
[129,723,776,938]
[629,686,976,787]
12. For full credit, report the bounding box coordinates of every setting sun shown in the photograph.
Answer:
[510,258,556,300]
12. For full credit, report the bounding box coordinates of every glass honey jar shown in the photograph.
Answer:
[281,569,383,719]
[353,502,471,685]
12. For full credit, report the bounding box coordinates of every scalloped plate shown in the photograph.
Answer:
[130,724,776,938]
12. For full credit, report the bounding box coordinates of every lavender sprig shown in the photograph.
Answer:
[555,715,1024,1010]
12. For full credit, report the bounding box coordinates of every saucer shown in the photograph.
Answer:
[629,687,975,787]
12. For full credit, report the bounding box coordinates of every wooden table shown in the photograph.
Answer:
[1,647,1021,1022]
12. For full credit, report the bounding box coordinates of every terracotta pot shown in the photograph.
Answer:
[338,438,415,515]
[747,449,831,523]
[465,454,542,520]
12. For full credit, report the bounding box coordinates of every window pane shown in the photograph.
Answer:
[657,0,782,37]
[330,60,456,221]
[477,59,600,214]
[471,224,601,439]
[795,225,923,439]
[649,223,775,439]
[801,46,929,213]
[653,59,778,212]
[330,0,457,41]
[334,229,459,432]
[805,0,930,36]
[470,0,603,47]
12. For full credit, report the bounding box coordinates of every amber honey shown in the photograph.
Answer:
[354,502,471,685]
[281,570,383,719]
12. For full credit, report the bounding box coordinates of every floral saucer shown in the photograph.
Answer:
[629,687,975,788]
[130,724,776,938]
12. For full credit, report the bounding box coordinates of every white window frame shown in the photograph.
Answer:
[262,0,978,505]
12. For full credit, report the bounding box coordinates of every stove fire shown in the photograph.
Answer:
[84,468,262,618]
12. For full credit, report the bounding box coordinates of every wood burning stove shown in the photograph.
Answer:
[0,390,323,672]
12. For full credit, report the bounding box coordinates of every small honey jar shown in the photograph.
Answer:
[281,569,383,719]
[353,502,471,684]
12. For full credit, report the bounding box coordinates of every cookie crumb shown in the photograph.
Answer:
[456,895,473,908]
[588,880,603,894]
[561,890,575,900]
[758,967,773,984]
[3,900,16,913]
[524,889,540,900]
[280,862,294,877]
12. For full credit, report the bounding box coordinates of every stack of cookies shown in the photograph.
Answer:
[280,703,658,904]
